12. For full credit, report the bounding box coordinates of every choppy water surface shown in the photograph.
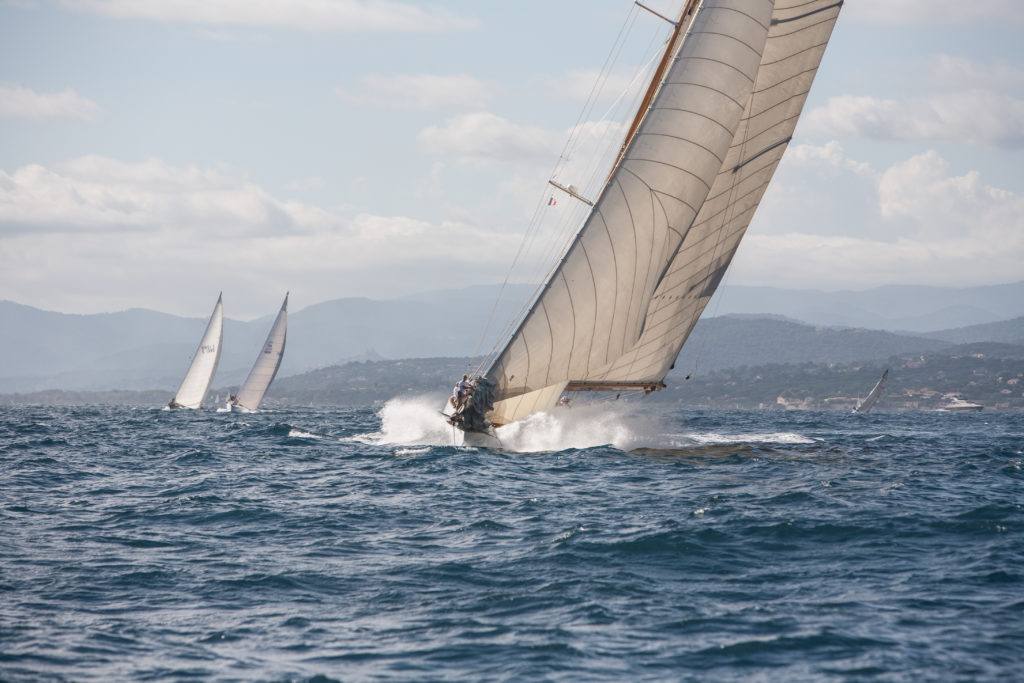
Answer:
[2,400,1022,681]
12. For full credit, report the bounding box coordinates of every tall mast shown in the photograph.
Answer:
[610,0,700,177]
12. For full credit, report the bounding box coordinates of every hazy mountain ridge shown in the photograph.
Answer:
[921,317,1024,345]
[673,316,950,373]
[705,281,1024,332]
[2,281,1022,394]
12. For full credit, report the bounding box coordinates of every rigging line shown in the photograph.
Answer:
[472,2,683,376]
[533,192,592,287]
[560,4,641,167]
[478,174,593,370]
[569,43,664,207]
[532,20,675,298]
[468,190,552,369]
[473,185,590,376]
[480,4,685,378]
[528,177,590,273]
[564,12,663,188]
[514,3,666,268]
[470,4,647,372]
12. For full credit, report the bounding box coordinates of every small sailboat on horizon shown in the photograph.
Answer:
[445,0,844,444]
[224,293,288,413]
[853,368,888,415]
[166,294,223,410]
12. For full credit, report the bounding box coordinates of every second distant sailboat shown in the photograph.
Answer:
[853,369,888,415]
[226,293,288,413]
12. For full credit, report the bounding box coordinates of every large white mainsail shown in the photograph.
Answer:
[168,294,223,410]
[455,0,843,431]
[230,293,288,413]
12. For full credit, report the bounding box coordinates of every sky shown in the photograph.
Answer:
[1,0,1022,319]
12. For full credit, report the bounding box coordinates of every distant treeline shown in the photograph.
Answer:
[664,342,1024,411]
[5,343,1023,411]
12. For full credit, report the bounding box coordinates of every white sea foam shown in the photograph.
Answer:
[352,395,459,447]
[492,401,658,452]
[288,428,326,440]
[359,396,816,453]
[679,431,818,446]
[361,396,665,452]
[394,446,432,456]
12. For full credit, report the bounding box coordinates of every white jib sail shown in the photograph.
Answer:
[233,293,288,412]
[171,293,224,409]
[481,0,842,427]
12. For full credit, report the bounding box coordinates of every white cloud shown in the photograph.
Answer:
[61,0,477,32]
[414,161,445,199]
[783,140,874,176]
[418,112,562,165]
[847,0,1021,25]
[877,151,1016,231]
[531,66,649,104]
[284,176,327,192]
[804,92,1024,147]
[0,156,312,234]
[415,111,629,191]
[731,143,1024,289]
[0,155,522,316]
[928,55,1024,92]
[341,74,494,110]
[0,83,102,121]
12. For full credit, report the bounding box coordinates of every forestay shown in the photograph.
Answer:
[481,0,843,426]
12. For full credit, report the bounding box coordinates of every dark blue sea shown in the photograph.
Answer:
[2,399,1022,681]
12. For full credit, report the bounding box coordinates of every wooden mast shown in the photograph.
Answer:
[609,0,700,178]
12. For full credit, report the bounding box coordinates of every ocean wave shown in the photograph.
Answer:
[2,405,1023,681]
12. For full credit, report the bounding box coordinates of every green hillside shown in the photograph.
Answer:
[667,342,1024,410]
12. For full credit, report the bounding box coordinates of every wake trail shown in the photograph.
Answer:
[355,396,814,453]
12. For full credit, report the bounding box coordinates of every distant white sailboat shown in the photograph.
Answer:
[167,294,223,410]
[446,0,843,441]
[853,369,888,414]
[226,294,288,413]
